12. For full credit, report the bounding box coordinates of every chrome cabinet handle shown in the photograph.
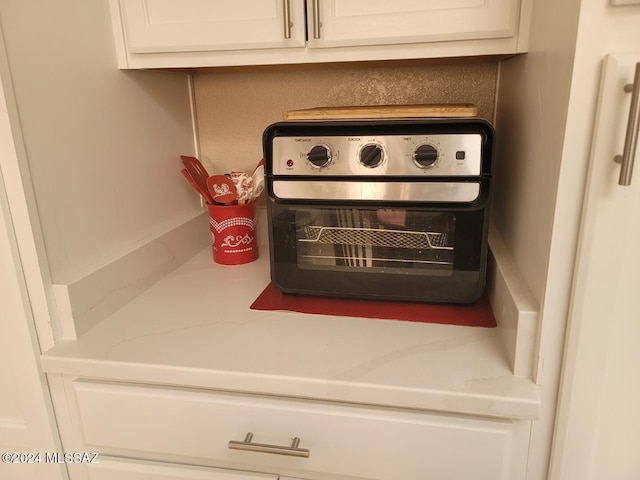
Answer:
[312,0,321,39]
[228,432,310,458]
[614,62,640,186]
[283,0,292,39]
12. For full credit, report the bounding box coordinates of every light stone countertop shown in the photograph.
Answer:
[41,231,540,420]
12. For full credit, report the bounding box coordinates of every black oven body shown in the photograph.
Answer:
[263,119,493,304]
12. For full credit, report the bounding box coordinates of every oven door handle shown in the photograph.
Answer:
[271,179,482,203]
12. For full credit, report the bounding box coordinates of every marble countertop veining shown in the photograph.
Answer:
[41,228,540,420]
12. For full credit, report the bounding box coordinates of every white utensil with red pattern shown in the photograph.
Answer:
[229,172,253,204]
[251,159,265,201]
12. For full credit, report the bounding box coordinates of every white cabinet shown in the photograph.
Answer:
[88,457,277,480]
[309,0,520,48]
[53,377,530,480]
[6,0,640,479]
[40,240,537,480]
[117,0,306,54]
[111,0,531,68]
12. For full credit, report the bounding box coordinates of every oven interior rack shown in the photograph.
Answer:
[300,225,453,250]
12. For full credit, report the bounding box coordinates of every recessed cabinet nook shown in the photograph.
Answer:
[1,1,639,480]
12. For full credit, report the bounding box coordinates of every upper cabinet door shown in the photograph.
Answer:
[110,0,530,68]
[117,0,306,53]
[308,0,520,48]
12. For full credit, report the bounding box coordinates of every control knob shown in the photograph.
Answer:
[413,144,439,169]
[359,144,384,168]
[307,144,332,168]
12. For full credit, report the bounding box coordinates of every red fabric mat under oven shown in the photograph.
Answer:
[250,283,496,327]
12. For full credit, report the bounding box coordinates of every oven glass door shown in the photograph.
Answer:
[295,207,454,273]
[268,202,488,303]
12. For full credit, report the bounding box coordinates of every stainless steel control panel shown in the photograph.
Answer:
[272,133,483,176]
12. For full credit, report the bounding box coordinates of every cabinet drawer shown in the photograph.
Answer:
[89,456,276,480]
[73,380,526,480]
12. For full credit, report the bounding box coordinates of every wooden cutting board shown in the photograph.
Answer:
[283,104,478,120]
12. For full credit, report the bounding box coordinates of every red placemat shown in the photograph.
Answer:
[250,283,496,327]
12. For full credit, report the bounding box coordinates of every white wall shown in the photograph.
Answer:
[0,153,65,480]
[194,62,498,177]
[493,0,582,478]
[0,0,199,285]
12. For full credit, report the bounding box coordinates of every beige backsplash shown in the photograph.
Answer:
[194,61,497,176]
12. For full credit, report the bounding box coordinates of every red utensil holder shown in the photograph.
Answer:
[208,203,258,265]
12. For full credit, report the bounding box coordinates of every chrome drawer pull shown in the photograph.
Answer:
[228,432,310,458]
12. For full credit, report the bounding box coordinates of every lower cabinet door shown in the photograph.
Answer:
[88,456,277,480]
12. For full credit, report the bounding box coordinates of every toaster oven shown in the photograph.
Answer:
[262,118,493,304]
